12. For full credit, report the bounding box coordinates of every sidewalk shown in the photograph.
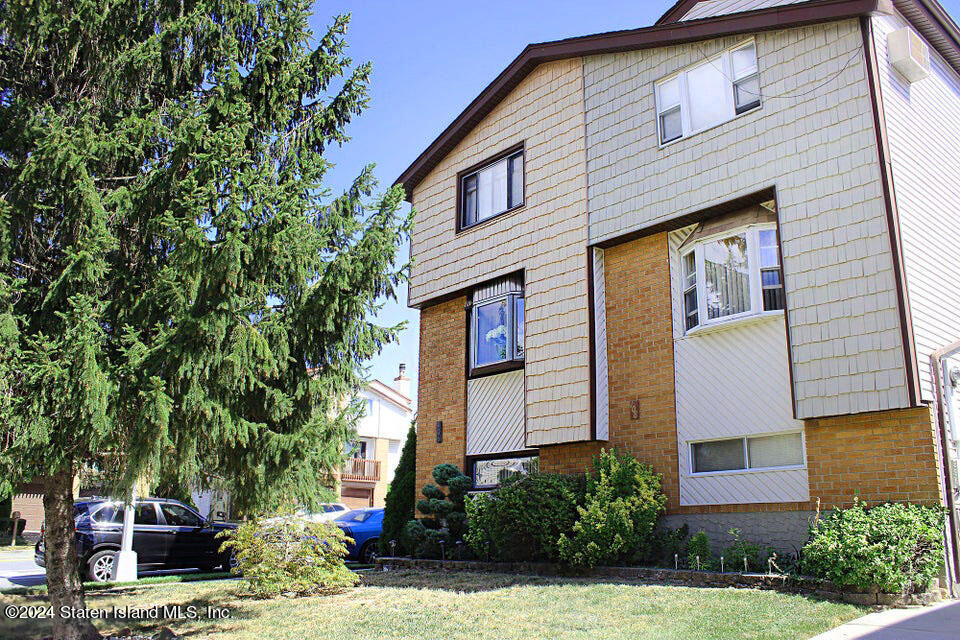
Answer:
[810,599,960,639]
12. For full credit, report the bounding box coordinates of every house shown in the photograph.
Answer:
[339,364,413,508]
[398,0,960,580]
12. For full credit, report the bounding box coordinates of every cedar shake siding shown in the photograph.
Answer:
[583,21,911,419]
[409,58,592,446]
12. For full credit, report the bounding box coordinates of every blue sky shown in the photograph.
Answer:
[311,0,960,409]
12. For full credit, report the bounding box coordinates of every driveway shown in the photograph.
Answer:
[811,599,960,639]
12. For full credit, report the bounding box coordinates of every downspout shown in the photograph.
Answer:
[931,340,960,598]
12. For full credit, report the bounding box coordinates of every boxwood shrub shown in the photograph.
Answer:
[464,472,586,562]
[801,500,945,593]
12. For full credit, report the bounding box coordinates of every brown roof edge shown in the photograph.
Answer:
[395,0,890,201]
[656,0,702,25]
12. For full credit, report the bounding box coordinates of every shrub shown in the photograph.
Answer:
[634,524,688,567]
[404,463,471,558]
[557,449,666,567]
[379,422,416,556]
[721,528,765,572]
[686,530,716,571]
[801,500,946,593]
[465,472,586,562]
[219,513,358,597]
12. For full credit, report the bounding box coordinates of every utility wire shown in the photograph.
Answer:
[693,42,865,100]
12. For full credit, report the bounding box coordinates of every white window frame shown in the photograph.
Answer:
[655,39,761,146]
[470,292,524,372]
[688,430,806,477]
[679,223,782,335]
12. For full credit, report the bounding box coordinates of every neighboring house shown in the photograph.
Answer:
[339,365,413,508]
[398,0,960,582]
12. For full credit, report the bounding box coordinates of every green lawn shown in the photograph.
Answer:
[0,569,864,640]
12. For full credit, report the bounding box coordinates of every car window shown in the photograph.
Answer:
[336,510,375,523]
[91,504,124,524]
[159,503,204,527]
[135,503,158,525]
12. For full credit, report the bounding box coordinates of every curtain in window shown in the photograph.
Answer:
[703,234,749,320]
[747,433,803,468]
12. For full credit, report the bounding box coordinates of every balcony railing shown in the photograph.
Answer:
[342,458,380,483]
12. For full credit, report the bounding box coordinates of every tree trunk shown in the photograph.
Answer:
[42,467,100,640]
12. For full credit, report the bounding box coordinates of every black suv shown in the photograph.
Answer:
[35,498,236,582]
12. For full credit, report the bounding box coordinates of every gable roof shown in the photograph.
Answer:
[396,0,959,202]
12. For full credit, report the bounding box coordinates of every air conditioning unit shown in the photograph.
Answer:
[888,27,930,82]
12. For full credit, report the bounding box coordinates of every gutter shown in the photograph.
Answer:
[931,339,960,598]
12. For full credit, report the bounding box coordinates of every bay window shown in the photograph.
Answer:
[656,40,761,145]
[470,276,524,374]
[690,431,804,474]
[680,224,783,333]
[460,147,524,229]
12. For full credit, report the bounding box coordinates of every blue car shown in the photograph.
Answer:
[334,508,383,563]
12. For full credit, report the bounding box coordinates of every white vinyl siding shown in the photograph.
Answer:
[593,247,610,441]
[679,0,810,22]
[669,226,809,506]
[466,369,526,455]
[872,11,960,402]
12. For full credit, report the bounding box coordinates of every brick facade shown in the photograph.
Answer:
[806,405,943,508]
[415,297,467,493]
[540,233,681,508]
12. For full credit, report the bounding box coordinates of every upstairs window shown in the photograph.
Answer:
[656,40,761,145]
[460,147,524,229]
[470,275,524,374]
[679,216,784,334]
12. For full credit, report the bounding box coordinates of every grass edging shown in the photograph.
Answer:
[1,571,237,597]
[374,557,944,607]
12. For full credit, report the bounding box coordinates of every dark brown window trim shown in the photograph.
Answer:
[468,360,524,380]
[456,142,526,234]
[466,449,540,489]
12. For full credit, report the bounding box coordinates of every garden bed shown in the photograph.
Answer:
[374,557,945,607]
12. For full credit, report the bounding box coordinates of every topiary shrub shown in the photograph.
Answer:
[465,472,586,562]
[686,530,716,571]
[404,463,470,558]
[218,513,358,597]
[379,422,416,556]
[801,500,946,593]
[557,449,666,568]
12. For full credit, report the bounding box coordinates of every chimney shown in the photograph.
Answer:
[393,363,411,401]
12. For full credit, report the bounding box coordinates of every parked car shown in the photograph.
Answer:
[334,508,383,563]
[314,503,349,521]
[35,498,237,582]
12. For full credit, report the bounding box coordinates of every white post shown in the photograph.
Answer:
[111,490,138,582]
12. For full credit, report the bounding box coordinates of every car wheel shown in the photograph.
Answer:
[360,540,378,564]
[86,550,116,583]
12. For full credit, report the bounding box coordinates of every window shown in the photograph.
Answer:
[336,509,379,523]
[461,148,524,228]
[160,503,204,527]
[680,224,783,333]
[348,440,369,459]
[134,503,158,525]
[91,503,123,525]
[656,40,761,145]
[472,455,539,488]
[470,279,524,374]
[690,432,804,474]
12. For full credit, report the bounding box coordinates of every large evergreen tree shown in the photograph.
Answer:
[0,2,410,638]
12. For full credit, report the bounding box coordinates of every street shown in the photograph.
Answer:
[0,549,225,590]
